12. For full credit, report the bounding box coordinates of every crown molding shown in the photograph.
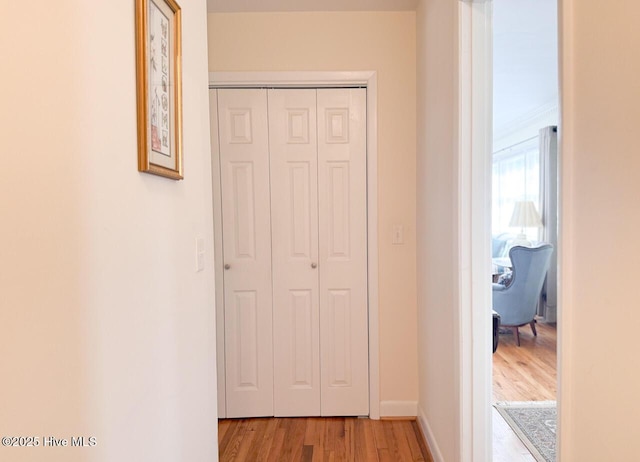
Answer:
[494,101,559,151]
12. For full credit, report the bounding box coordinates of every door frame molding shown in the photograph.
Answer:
[209,71,380,419]
[458,1,493,460]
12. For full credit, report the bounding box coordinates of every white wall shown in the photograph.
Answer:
[207,11,419,409]
[0,1,218,461]
[559,0,640,459]
[416,1,460,460]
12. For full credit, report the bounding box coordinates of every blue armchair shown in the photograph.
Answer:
[492,244,554,346]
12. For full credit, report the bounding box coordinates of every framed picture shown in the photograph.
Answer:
[135,0,183,180]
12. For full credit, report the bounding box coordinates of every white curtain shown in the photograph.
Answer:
[538,126,558,321]
[492,137,541,239]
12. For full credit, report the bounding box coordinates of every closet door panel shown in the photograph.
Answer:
[268,89,321,416]
[317,88,369,416]
[218,89,274,418]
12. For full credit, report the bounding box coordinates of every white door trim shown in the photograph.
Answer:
[209,71,380,420]
[458,1,493,461]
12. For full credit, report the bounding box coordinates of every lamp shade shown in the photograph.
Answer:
[509,200,543,228]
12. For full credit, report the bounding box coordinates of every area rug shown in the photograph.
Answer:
[494,401,557,462]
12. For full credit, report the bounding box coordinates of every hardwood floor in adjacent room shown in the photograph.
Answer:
[492,319,557,462]
[493,320,557,402]
[218,417,433,462]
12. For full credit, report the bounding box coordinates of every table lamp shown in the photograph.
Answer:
[509,200,543,247]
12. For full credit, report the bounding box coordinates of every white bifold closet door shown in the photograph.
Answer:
[268,89,321,416]
[316,88,368,417]
[218,89,274,418]
[218,87,368,418]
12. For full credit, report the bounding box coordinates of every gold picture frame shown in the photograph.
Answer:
[135,0,183,180]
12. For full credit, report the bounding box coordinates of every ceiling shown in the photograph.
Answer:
[493,0,559,137]
[207,0,419,12]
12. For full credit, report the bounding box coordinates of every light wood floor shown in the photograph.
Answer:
[493,320,557,402]
[492,320,557,461]
[218,417,433,462]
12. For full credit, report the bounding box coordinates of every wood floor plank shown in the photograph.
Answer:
[381,421,404,461]
[371,418,389,450]
[391,421,416,462]
[329,418,346,461]
[220,419,248,461]
[265,426,286,462]
[402,421,426,461]
[233,419,260,462]
[356,418,379,462]
[311,419,326,462]
[254,418,278,461]
[324,450,335,462]
[302,444,314,462]
[344,418,356,461]
[218,419,238,455]
[304,417,320,446]
[242,419,269,462]
[376,448,395,462]
[411,421,433,462]
[218,419,231,443]
[278,418,306,462]
[493,320,557,402]
[219,417,432,462]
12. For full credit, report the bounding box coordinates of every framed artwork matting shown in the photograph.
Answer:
[135,0,183,180]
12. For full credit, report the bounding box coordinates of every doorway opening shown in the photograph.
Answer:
[490,1,559,460]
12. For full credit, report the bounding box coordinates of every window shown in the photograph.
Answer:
[492,137,541,241]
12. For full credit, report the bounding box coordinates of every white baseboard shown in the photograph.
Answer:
[417,405,444,462]
[379,400,418,418]
[544,305,557,323]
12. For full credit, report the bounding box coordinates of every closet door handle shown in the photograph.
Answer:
[224,264,231,270]
[311,262,318,269]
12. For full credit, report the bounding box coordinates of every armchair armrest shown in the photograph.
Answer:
[492,283,507,292]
